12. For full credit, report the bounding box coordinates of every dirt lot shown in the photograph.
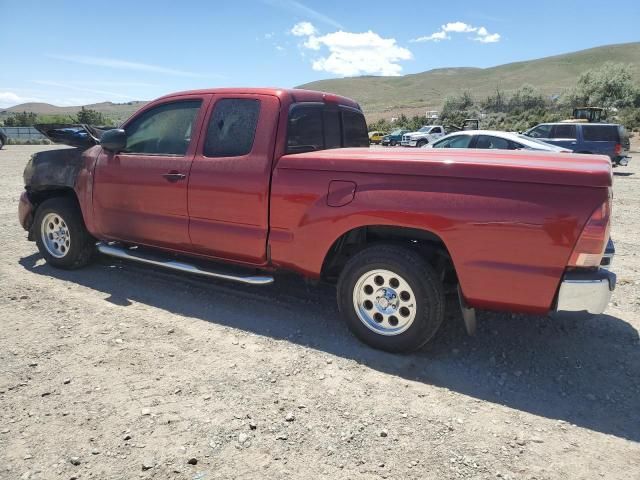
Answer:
[0,145,638,480]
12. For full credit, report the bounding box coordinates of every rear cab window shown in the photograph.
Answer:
[286,103,368,153]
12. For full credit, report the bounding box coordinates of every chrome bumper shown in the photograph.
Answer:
[554,268,616,316]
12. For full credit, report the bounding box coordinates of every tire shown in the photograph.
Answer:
[34,197,95,269]
[416,139,427,148]
[390,140,397,146]
[337,245,445,352]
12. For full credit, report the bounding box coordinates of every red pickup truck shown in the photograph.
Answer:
[18,88,616,352]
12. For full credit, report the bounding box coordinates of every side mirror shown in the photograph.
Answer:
[100,129,127,153]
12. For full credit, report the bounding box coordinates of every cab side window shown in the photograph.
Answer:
[582,125,619,142]
[124,100,202,155]
[550,124,577,139]
[475,135,511,150]
[434,135,472,148]
[526,124,552,139]
[204,99,261,157]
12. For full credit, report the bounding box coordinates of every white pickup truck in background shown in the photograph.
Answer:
[401,125,447,147]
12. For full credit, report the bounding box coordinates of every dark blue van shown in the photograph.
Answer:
[524,122,630,166]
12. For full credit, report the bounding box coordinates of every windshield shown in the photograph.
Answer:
[390,129,403,135]
[418,126,429,132]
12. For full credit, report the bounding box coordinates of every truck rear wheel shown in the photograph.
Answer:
[34,197,95,269]
[337,245,445,352]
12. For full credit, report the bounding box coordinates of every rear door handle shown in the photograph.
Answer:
[162,171,186,182]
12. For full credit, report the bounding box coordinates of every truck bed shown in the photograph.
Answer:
[278,148,612,188]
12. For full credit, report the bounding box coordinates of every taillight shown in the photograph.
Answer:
[614,143,622,155]
[568,199,611,268]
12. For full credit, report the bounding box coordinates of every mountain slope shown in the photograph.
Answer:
[2,43,639,124]
[297,42,640,119]
[0,101,148,123]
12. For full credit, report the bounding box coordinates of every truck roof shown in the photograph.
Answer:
[155,88,361,110]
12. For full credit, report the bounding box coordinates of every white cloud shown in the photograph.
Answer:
[0,91,42,108]
[262,0,342,29]
[291,21,317,36]
[413,31,450,42]
[293,24,412,76]
[442,21,476,33]
[412,21,500,44]
[47,54,202,77]
[475,32,501,43]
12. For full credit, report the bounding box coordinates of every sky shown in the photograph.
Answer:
[0,0,638,108]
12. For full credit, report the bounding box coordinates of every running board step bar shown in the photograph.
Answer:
[96,242,274,285]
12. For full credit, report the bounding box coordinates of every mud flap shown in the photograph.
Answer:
[457,284,477,336]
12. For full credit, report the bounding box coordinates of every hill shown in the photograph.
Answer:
[2,43,639,125]
[0,101,148,124]
[298,42,640,121]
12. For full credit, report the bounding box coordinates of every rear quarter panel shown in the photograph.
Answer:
[269,168,607,313]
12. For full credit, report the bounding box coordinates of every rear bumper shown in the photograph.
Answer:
[614,155,631,167]
[554,268,616,316]
[18,191,34,232]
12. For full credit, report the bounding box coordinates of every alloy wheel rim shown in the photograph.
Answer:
[352,269,417,336]
[41,213,70,258]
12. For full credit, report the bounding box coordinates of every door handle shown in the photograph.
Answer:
[162,171,186,182]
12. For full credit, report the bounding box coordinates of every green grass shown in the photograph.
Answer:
[297,42,640,121]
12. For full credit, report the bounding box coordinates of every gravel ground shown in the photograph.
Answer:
[0,145,638,480]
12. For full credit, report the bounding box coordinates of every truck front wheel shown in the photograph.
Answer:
[34,197,95,269]
[337,245,445,352]
[416,139,427,148]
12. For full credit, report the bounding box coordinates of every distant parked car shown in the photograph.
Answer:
[426,130,571,153]
[524,122,630,166]
[401,125,446,147]
[368,131,386,145]
[381,129,410,146]
[0,127,7,149]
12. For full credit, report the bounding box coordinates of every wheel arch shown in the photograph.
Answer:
[25,187,81,238]
[320,225,458,288]
[28,186,80,210]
